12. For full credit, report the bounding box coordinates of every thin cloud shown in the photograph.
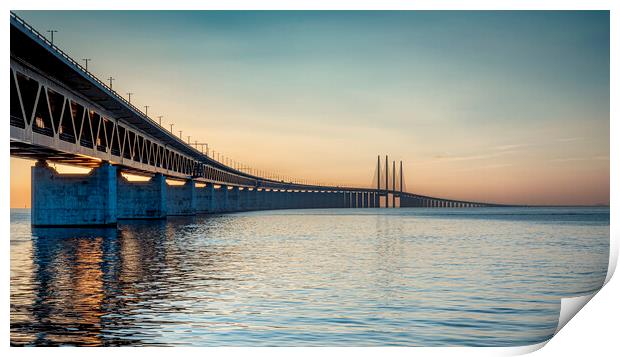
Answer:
[435,150,519,162]
[451,163,513,173]
[480,163,514,169]
[556,137,584,142]
[493,144,529,151]
[550,156,609,163]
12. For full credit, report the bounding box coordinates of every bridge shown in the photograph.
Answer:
[10,12,505,227]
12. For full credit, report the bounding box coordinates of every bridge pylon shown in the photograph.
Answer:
[374,155,404,208]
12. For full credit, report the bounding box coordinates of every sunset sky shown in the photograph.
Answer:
[10,11,609,207]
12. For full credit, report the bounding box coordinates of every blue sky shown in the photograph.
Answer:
[11,11,610,205]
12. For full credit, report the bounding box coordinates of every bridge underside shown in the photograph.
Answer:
[12,141,102,167]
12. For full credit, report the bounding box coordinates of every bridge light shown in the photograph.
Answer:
[126,92,133,104]
[46,29,58,45]
[82,58,91,72]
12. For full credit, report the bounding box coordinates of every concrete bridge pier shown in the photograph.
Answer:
[228,186,240,212]
[296,191,304,209]
[324,192,330,208]
[278,190,285,209]
[167,179,196,216]
[290,190,297,209]
[213,185,228,212]
[301,191,309,208]
[31,160,117,227]
[274,190,282,209]
[286,190,295,209]
[117,172,167,219]
[259,189,269,210]
[244,188,258,211]
[291,191,299,209]
[237,187,248,211]
[292,191,299,208]
[272,190,282,209]
[257,189,268,210]
[270,190,278,209]
[285,190,292,209]
[250,188,259,210]
[251,188,260,210]
[286,190,294,209]
[196,184,215,213]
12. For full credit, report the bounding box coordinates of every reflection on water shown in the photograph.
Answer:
[10,207,609,346]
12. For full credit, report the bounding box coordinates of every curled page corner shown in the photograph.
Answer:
[499,340,549,356]
[604,231,618,285]
[503,292,599,356]
[511,236,616,354]
[554,293,597,335]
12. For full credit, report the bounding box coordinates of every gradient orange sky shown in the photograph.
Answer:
[10,11,610,207]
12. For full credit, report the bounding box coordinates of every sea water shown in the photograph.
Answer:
[10,207,609,346]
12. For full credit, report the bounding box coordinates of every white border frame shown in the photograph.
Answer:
[2,1,617,356]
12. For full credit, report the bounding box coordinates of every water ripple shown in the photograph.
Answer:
[10,207,609,346]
